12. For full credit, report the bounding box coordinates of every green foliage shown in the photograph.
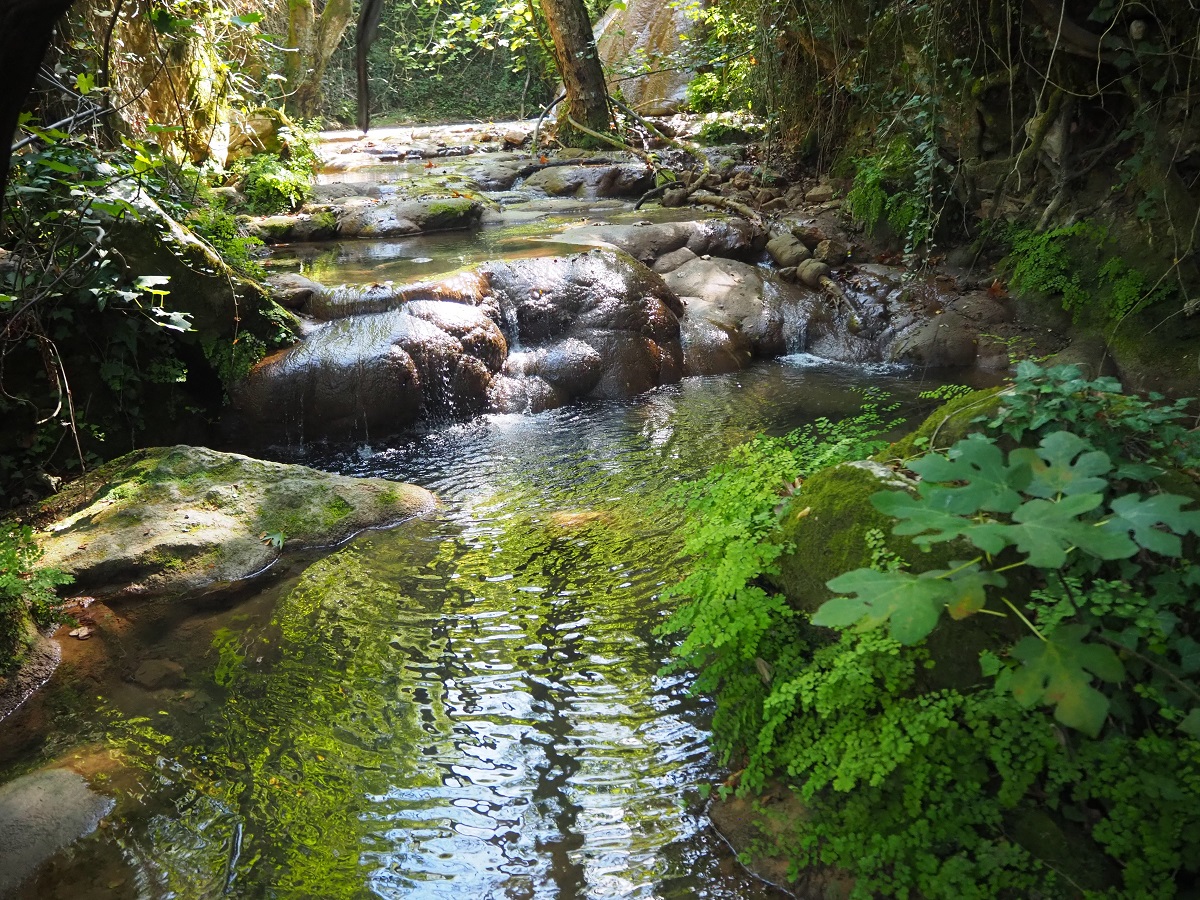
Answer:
[669,364,1200,895]
[188,199,265,279]
[322,0,555,123]
[659,394,899,768]
[0,525,73,671]
[1,132,200,500]
[1004,223,1177,323]
[233,150,313,215]
[986,361,1200,467]
[844,136,946,251]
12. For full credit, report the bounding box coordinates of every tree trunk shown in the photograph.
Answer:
[0,0,75,223]
[539,0,610,147]
[284,0,354,120]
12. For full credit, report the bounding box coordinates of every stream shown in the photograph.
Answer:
[0,127,989,898]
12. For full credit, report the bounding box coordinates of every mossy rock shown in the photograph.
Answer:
[770,458,1021,691]
[769,461,953,612]
[881,386,1005,461]
[35,446,436,601]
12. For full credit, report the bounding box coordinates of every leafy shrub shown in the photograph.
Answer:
[666,364,1200,896]
[0,525,72,671]
[844,136,936,249]
[189,199,266,279]
[234,152,312,215]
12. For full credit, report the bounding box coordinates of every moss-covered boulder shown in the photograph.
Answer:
[35,447,436,600]
[769,461,939,611]
[881,386,1005,461]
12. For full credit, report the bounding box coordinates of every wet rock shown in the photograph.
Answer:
[233,310,498,441]
[766,232,811,268]
[0,768,115,893]
[652,246,698,274]
[404,300,508,372]
[336,196,482,237]
[487,374,565,414]
[266,273,329,312]
[522,164,654,199]
[132,659,185,690]
[36,446,435,600]
[502,129,529,148]
[236,251,686,430]
[308,270,493,320]
[504,338,604,398]
[815,238,850,265]
[245,211,340,244]
[889,311,980,367]
[0,633,59,722]
[680,316,752,375]
[661,186,690,207]
[796,258,832,288]
[558,219,764,265]
[665,257,819,361]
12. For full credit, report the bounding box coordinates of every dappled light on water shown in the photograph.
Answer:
[0,361,984,898]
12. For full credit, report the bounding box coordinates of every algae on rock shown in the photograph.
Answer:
[35,446,436,600]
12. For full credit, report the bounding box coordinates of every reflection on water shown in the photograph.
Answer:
[1,358,988,899]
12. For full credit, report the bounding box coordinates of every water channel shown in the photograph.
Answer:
[0,130,987,897]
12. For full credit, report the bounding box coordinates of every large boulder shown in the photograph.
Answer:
[558,218,765,266]
[521,164,654,199]
[665,257,829,364]
[231,305,506,442]
[229,250,686,437]
[35,446,436,600]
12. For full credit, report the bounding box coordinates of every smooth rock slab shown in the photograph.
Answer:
[37,446,436,600]
[0,768,114,893]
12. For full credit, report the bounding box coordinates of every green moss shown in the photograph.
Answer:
[769,463,950,613]
[881,386,1004,461]
[256,486,357,539]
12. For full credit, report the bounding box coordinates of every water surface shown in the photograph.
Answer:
[1,358,982,898]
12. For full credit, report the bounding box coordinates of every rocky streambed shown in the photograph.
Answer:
[230,120,1015,448]
[1,119,1017,898]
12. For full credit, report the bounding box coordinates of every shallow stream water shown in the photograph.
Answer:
[0,357,983,899]
[1,128,991,897]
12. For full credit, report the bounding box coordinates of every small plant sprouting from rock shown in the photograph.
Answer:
[0,525,73,671]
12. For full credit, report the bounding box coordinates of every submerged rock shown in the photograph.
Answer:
[0,768,114,893]
[35,446,436,600]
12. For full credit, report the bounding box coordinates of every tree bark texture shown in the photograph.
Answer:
[0,0,75,221]
[539,0,610,146]
[285,0,354,119]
